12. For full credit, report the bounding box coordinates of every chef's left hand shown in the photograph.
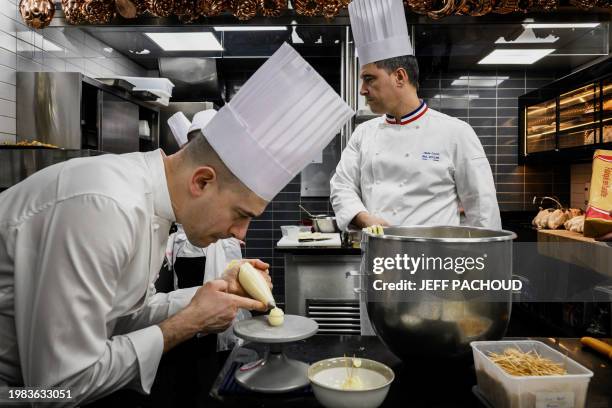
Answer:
[223,259,272,297]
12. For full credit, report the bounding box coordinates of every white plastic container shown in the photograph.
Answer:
[280,225,299,241]
[471,340,593,408]
[117,76,175,99]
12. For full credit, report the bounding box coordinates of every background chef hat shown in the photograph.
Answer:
[167,112,191,147]
[188,109,217,136]
[190,42,354,201]
[349,0,414,66]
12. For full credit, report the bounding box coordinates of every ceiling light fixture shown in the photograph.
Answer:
[145,32,223,51]
[451,76,510,87]
[432,93,480,100]
[478,49,555,65]
[213,26,287,31]
[522,23,600,29]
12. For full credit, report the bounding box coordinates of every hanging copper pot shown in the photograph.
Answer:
[62,0,86,23]
[404,0,433,14]
[456,0,493,15]
[427,0,457,19]
[492,0,519,13]
[319,0,342,18]
[515,0,534,12]
[199,0,227,16]
[19,0,55,29]
[470,0,494,15]
[230,0,257,19]
[258,0,286,17]
[115,0,137,18]
[112,0,146,16]
[147,0,175,16]
[83,0,115,23]
[570,0,595,8]
[131,0,148,14]
[535,0,557,10]
[292,0,320,16]
[176,0,201,22]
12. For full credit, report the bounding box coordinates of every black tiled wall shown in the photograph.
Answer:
[244,70,571,303]
[244,176,332,303]
[420,70,570,212]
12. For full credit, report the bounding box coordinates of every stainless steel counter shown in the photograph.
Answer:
[282,250,362,335]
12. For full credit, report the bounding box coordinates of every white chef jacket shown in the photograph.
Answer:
[0,150,198,405]
[331,103,501,231]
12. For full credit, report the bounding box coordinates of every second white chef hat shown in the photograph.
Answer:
[168,109,218,148]
[188,109,217,136]
[349,0,414,66]
[189,42,354,201]
[167,112,192,147]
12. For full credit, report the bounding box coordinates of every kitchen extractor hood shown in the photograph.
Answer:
[158,57,220,101]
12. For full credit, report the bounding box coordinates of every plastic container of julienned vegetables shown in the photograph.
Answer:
[471,340,593,408]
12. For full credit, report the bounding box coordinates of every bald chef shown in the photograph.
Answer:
[331,0,501,231]
[0,43,353,405]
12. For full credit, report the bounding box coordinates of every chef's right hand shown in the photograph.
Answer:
[185,280,266,334]
[353,211,390,229]
[159,280,267,352]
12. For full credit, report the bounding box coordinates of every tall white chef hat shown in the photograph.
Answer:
[189,42,354,201]
[349,0,414,66]
[167,112,192,147]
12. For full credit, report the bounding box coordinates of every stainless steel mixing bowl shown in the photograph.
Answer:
[362,226,517,361]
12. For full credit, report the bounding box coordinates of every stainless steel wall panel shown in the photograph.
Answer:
[16,72,82,149]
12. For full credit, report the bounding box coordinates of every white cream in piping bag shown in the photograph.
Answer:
[236,263,284,326]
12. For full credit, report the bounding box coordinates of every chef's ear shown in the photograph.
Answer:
[190,166,218,196]
[394,67,409,87]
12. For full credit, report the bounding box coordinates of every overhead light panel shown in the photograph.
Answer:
[432,94,480,100]
[451,76,510,87]
[522,23,600,29]
[478,49,555,65]
[145,32,223,51]
[214,26,287,31]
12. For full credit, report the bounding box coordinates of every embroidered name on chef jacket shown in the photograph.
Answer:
[421,152,440,161]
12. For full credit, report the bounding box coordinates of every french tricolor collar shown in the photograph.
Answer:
[385,100,428,125]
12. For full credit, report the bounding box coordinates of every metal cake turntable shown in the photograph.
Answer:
[233,315,318,393]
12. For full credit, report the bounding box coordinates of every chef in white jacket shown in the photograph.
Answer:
[0,43,353,405]
[331,0,501,231]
